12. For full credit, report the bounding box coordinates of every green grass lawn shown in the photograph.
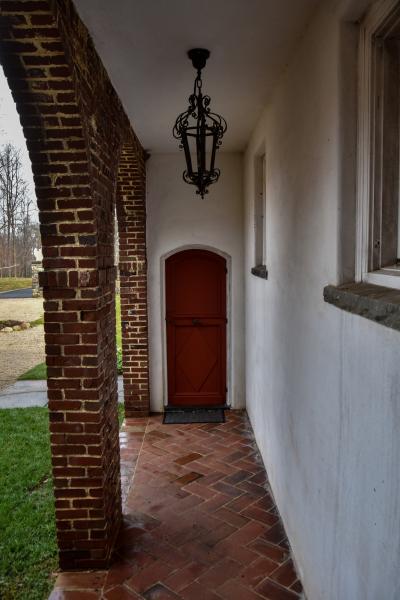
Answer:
[18,363,47,381]
[116,294,122,373]
[0,408,57,600]
[30,316,44,327]
[118,402,125,426]
[0,403,125,600]
[0,278,31,293]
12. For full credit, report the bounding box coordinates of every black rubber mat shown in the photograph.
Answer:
[163,408,225,424]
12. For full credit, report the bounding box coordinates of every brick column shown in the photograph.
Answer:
[117,143,150,417]
[40,267,121,570]
[0,0,122,570]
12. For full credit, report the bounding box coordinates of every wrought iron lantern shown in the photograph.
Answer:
[173,48,227,198]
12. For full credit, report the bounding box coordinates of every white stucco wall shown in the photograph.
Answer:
[244,2,400,599]
[146,153,244,412]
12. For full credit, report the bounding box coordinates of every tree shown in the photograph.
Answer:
[0,143,38,277]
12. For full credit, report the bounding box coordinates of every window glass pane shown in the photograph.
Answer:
[254,154,266,266]
[380,37,400,267]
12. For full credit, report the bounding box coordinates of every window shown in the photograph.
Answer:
[357,0,400,289]
[251,153,268,279]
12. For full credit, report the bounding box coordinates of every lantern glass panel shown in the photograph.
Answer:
[187,133,197,173]
[210,130,218,172]
[181,130,193,176]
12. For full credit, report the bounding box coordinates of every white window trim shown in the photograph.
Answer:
[356,0,400,289]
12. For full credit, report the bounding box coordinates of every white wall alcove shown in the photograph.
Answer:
[146,153,245,412]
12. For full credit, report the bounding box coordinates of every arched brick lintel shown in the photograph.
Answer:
[0,0,145,570]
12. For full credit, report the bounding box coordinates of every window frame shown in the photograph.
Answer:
[252,151,268,279]
[356,0,400,289]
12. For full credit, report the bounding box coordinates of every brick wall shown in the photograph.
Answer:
[117,144,149,418]
[0,0,149,569]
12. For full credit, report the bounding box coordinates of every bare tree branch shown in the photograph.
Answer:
[0,143,38,276]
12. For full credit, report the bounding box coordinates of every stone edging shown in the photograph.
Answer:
[323,282,400,332]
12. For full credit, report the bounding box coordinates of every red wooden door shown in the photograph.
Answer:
[166,249,227,407]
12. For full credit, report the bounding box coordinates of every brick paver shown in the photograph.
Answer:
[50,411,303,599]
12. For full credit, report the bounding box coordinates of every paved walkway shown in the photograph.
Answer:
[0,380,48,408]
[50,412,303,600]
[0,377,124,408]
[0,287,32,298]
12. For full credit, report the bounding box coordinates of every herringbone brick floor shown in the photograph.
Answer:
[50,411,303,600]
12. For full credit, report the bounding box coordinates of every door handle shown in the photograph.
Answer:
[192,319,201,326]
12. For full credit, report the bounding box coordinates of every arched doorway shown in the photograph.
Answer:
[165,249,227,407]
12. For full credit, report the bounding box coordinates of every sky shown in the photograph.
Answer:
[0,66,37,216]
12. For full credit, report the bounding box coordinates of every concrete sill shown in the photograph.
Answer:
[251,265,268,280]
[323,282,400,332]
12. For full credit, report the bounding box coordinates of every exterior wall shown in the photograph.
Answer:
[244,2,400,599]
[146,153,245,412]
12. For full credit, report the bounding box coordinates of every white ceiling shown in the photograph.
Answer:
[74,0,320,152]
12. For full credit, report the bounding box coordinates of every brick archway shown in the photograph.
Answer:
[0,0,147,570]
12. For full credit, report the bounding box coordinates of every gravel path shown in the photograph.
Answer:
[0,325,45,391]
[0,298,44,322]
[0,298,45,391]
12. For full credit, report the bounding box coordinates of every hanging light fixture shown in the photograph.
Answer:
[173,48,227,198]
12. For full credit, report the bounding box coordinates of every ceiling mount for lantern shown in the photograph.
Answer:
[173,48,227,198]
[188,48,210,71]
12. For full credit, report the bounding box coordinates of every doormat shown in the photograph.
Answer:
[163,408,225,425]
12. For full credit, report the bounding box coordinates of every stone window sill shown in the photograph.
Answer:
[251,265,268,280]
[323,282,400,332]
